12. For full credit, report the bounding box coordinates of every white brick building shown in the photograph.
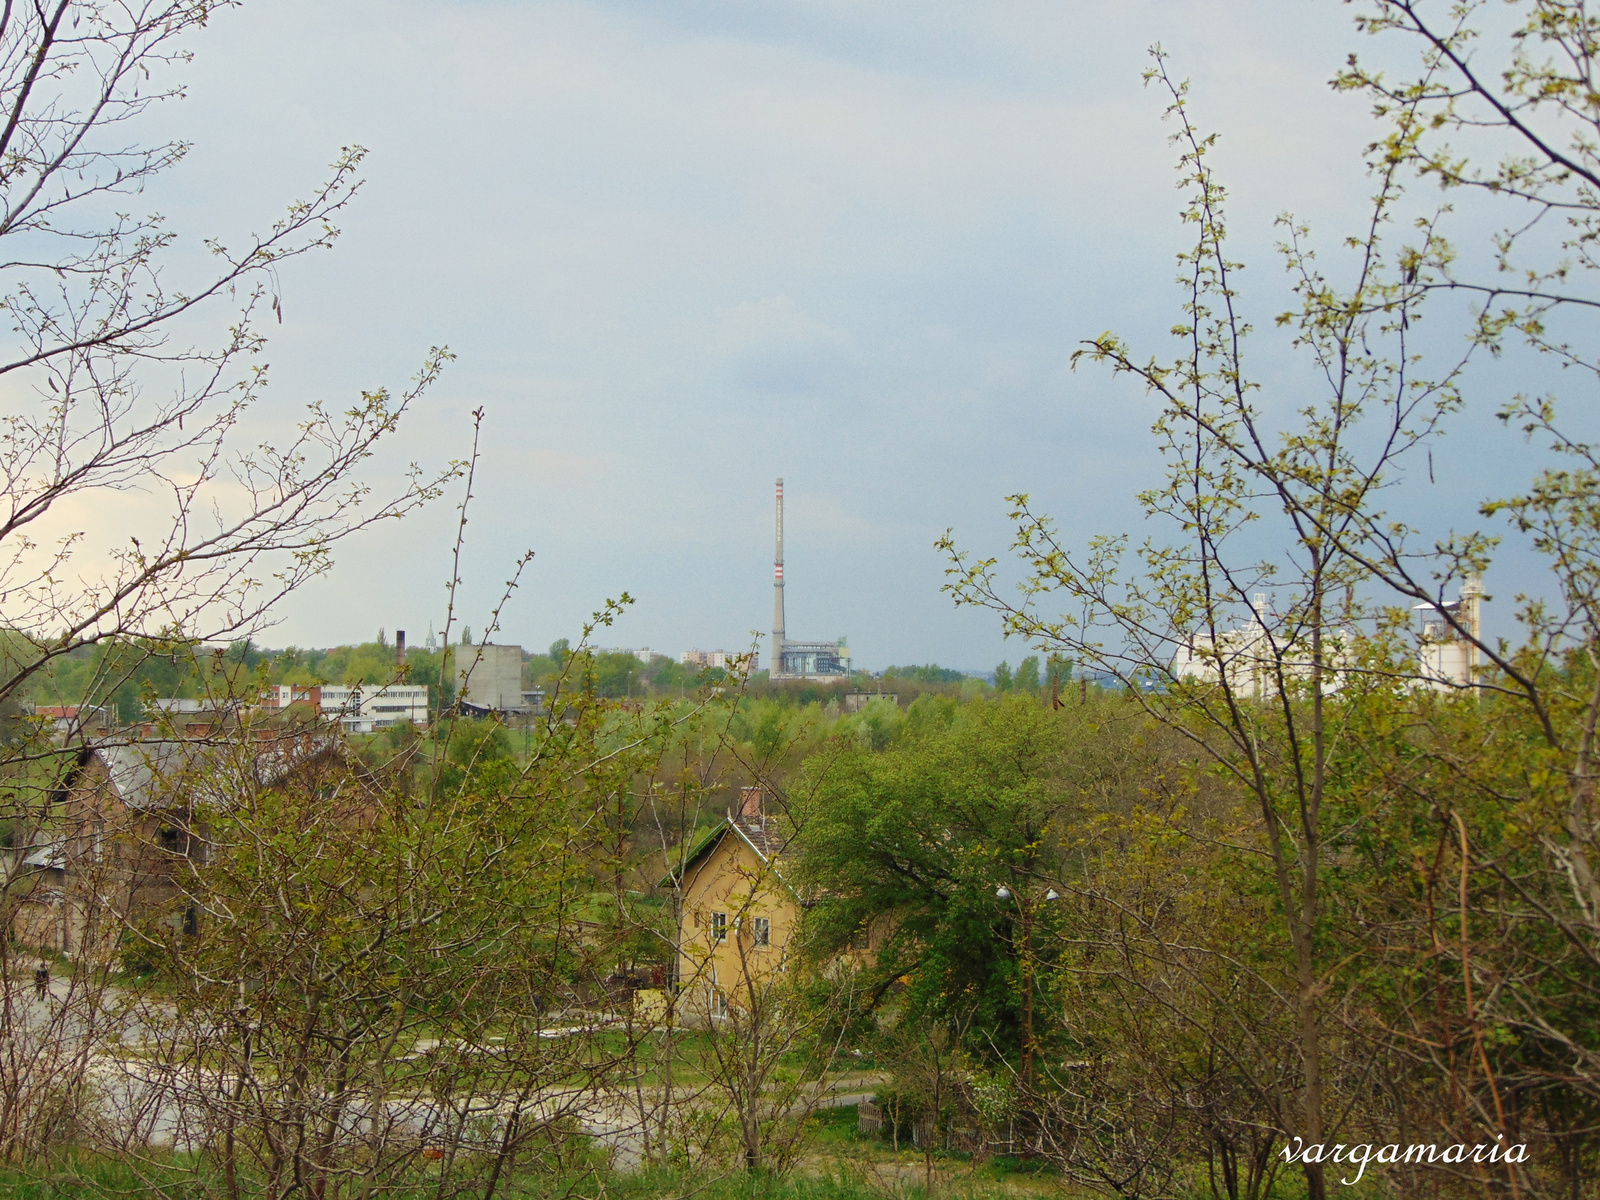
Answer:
[261,683,430,733]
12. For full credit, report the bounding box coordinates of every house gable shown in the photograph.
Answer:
[665,815,801,1016]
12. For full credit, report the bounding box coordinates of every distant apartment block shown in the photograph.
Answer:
[679,649,759,673]
[322,685,430,733]
[262,685,322,711]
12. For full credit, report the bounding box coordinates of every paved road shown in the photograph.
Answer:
[9,974,882,1170]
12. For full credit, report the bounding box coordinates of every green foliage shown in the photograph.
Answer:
[930,18,1600,1192]
[882,664,967,685]
[559,646,716,699]
[991,662,1011,692]
[522,650,559,689]
[225,639,263,670]
[28,639,249,720]
[798,697,1069,1050]
[126,662,697,1196]
[644,655,700,692]
[0,1153,217,1199]
[117,925,168,980]
[739,700,805,761]
[0,1158,913,1200]
[309,639,404,685]
[434,716,517,796]
[594,651,644,697]
[851,699,902,751]
[902,693,959,737]
[403,648,442,690]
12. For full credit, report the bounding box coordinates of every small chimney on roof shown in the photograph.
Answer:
[396,629,407,667]
[738,787,764,820]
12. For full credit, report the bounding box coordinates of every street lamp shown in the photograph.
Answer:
[998,885,1055,902]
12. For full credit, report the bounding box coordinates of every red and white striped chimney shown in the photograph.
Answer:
[772,478,785,675]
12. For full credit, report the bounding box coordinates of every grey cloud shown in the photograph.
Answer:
[83,0,1549,668]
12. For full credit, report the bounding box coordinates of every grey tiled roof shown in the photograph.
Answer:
[92,734,338,811]
[731,816,786,862]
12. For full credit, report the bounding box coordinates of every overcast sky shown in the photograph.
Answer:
[124,0,1569,669]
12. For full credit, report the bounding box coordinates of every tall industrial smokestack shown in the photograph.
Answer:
[396,630,407,667]
[773,478,785,676]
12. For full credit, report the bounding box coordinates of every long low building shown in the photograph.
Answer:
[260,683,430,733]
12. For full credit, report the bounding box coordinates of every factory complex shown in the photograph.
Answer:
[769,478,851,681]
[249,475,860,729]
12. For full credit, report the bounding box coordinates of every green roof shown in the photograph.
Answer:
[656,819,730,890]
[656,815,800,901]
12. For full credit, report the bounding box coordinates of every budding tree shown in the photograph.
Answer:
[942,4,1600,1193]
[0,2,453,718]
[0,2,453,1168]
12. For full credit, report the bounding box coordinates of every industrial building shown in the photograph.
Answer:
[769,478,851,681]
[321,685,431,733]
[1414,577,1485,690]
[259,683,431,733]
[455,643,526,711]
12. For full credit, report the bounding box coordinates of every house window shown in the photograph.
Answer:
[710,987,728,1018]
[850,923,870,951]
[753,917,770,948]
[712,912,727,943]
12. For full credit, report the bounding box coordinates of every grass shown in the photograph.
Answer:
[608,1165,949,1200]
[0,1152,214,1199]
[0,1106,1365,1200]
[801,1107,1072,1197]
[804,1105,868,1148]
[0,1149,1347,1200]
[0,1157,919,1200]
[0,1109,1018,1200]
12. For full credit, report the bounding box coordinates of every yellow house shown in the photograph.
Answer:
[662,788,800,1020]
